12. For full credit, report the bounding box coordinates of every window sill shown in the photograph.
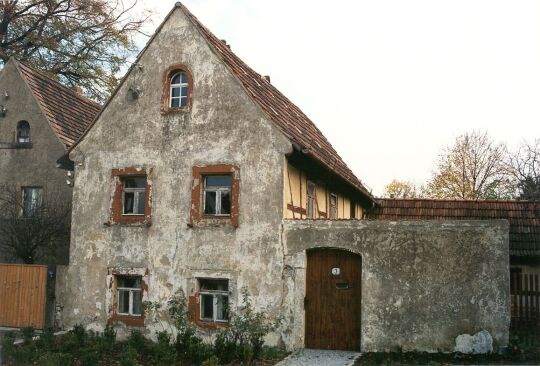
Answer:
[104,219,152,227]
[188,217,235,228]
[108,313,145,327]
[160,106,191,115]
[0,142,33,149]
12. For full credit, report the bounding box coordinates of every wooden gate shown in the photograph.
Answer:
[0,264,47,329]
[510,271,539,346]
[305,248,362,351]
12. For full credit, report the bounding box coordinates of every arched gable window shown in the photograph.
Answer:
[17,121,30,143]
[161,64,192,113]
[170,71,189,108]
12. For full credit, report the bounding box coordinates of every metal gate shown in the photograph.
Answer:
[0,264,47,329]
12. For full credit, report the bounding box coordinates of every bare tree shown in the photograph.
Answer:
[0,184,71,264]
[507,139,540,200]
[0,0,151,101]
[425,131,514,199]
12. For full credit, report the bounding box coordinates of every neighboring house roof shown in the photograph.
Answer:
[14,59,101,148]
[179,4,372,201]
[369,198,540,257]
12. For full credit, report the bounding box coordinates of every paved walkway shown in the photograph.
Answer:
[276,349,361,366]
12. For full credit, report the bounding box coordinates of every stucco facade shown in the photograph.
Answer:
[56,3,510,352]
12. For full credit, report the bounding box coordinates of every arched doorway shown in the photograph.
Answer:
[305,248,362,351]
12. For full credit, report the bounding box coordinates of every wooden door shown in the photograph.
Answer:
[305,249,361,351]
[0,264,47,329]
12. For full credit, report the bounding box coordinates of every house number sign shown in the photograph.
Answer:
[331,267,340,276]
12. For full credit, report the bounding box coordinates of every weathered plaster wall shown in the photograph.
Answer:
[56,7,292,340]
[0,60,72,264]
[281,220,510,352]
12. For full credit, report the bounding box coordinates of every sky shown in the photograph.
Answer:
[135,0,540,196]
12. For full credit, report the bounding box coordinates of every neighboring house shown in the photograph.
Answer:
[0,58,100,263]
[56,3,510,352]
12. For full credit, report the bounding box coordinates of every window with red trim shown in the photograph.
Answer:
[110,168,152,225]
[191,165,239,227]
[161,64,193,113]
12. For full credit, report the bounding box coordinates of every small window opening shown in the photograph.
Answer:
[122,177,146,215]
[22,187,42,217]
[350,202,356,219]
[329,193,338,219]
[199,279,229,322]
[17,121,30,143]
[203,175,232,216]
[170,71,189,108]
[116,276,142,316]
[307,181,316,219]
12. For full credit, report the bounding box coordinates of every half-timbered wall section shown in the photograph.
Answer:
[283,160,364,220]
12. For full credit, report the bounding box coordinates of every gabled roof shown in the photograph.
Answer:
[178,4,373,201]
[369,198,540,257]
[13,59,101,148]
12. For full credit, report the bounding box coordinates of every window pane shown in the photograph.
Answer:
[23,187,42,217]
[171,86,181,97]
[118,276,141,289]
[205,175,232,187]
[171,73,181,84]
[180,86,188,97]
[124,177,146,188]
[200,279,228,291]
[136,191,145,214]
[204,191,217,215]
[180,72,188,84]
[201,294,214,319]
[180,97,187,107]
[220,191,231,215]
[123,192,134,214]
[132,291,142,315]
[216,295,228,321]
[171,98,180,108]
[118,290,130,314]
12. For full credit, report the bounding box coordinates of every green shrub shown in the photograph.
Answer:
[202,355,219,366]
[38,352,73,366]
[98,325,116,353]
[21,326,35,345]
[1,331,16,362]
[127,329,146,352]
[35,327,55,350]
[119,345,139,366]
[71,323,87,346]
[153,331,176,366]
[214,332,237,364]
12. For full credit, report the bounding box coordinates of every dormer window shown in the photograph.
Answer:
[170,71,189,108]
[17,121,30,144]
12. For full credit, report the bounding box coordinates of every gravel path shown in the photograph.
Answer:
[276,349,361,366]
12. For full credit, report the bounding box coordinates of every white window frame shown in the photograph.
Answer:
[199,287,229,323]
[122,178,146,216]
[169,71,189,108]
[116,277,142,317]
[17,121,31,144]
[203,176,232,216]
[307,180,316,219]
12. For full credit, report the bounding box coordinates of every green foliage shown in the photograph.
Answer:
[1,331,17,361]
[119,345,139,366]
[35,327,55,350]
[71,323,87,346]
[153,331,176,366]
[37,352,73,366]
[127,329,147,351]
[202,355,219,366]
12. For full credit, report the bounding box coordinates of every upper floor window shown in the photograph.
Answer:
[17,121,30,144]
[329,193,338,219]
[170,71,189,108]
[204,175,232,216]
[307,181,316,219]
[22,186,42,217]
[122,177,146,215]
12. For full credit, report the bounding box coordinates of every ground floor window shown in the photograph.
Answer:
[199,279,229,322]
[116,276,142,316]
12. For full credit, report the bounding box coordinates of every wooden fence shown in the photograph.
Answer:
[0,264,47,329]
[510,272,539,347]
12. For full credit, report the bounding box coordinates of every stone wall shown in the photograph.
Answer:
[281,219,510,352]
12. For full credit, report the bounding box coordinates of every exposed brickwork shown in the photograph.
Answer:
[109,167,152,226]
[160,63,193,114]
[190,164,240,227]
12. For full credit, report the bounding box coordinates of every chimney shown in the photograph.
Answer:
[262,75,271,83]
[220,39,231,49]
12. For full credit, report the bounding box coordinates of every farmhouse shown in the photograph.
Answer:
[55,2,511,352]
